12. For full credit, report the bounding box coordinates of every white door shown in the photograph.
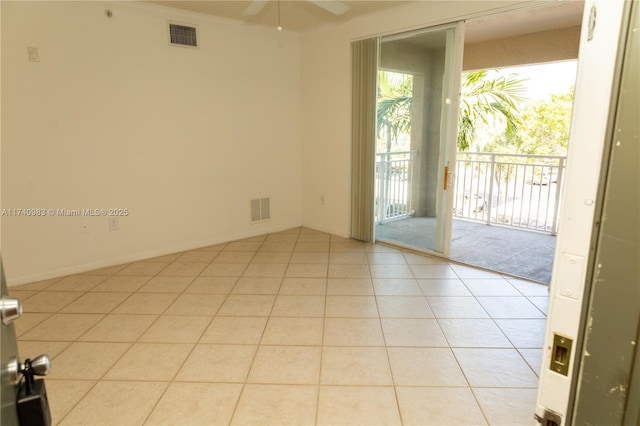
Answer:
[535,0,631,423]
[1,264,21,426]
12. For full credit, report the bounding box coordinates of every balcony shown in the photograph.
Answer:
[375,152,566,283]
[374,151,417,223]
[453,152,566,234]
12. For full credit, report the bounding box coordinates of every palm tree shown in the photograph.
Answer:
[376,69,527,152]
[376,72,413,153]
[457,70,528,151]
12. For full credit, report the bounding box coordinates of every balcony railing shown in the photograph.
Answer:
[454,152,566,234]
[375,151,416,224]
[375,151,566,235]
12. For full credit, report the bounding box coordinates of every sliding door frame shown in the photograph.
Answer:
[372,21,465,258]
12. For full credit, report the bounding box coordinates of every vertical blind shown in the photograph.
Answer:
[350,37,378,242]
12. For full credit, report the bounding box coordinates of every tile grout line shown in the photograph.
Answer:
[227,228,300,425]
[139,238,278,424]
[138,246,231,426]
[168,239,258,425]
[75,254,181,424]
[14,227,549,425]
[49,269,143,425]
[370,248,405,425]
[452,267,544,425]
[314,235,332,426]
[68,248,218,425]
[440,264,492,426]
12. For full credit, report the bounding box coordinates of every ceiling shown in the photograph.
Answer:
[146,0,584,36]
[465,1,584,44]
[146,1,414,32]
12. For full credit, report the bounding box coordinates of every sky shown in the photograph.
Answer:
[495,60,578,101]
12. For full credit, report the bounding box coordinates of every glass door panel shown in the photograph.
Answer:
[374,23,464,255]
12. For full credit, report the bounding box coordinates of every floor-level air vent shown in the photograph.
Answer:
[251,198,270,223]
[169,23,197,47]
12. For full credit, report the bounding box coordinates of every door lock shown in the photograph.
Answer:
[16,354,52,426]
[23,354,51,377]
[550,333,573,376]
[7,354,51,386]
[1,296,23,325]
[6,356,21,385]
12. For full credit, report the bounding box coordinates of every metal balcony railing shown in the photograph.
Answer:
[453,152,566,234]
[375,151,416,224]
[375,151,566,235]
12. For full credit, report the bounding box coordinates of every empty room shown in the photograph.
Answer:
[1,1,637,425]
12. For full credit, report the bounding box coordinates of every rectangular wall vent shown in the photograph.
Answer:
[169,23,197,47]
[250,198,270,223]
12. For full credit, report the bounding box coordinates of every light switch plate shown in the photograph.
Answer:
[28,47,40,62]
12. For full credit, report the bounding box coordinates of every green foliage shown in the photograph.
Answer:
[375,68,571,156]
[484,87,574,155]
[457,71,528,151]
[376,72,413,152]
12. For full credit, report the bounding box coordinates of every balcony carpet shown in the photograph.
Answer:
[375,218,555,283]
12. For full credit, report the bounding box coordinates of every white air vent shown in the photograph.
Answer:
[169,23,197,47]
[250,198,270,223]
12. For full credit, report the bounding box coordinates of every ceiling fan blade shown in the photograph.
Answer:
[243,0,268,16]
[308,0,351,16]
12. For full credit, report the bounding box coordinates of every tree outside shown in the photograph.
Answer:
[376,71,413,154]
[374,62,576,239]
[457,70,528,152]
[376,64,576,155]
[484,88,574,156]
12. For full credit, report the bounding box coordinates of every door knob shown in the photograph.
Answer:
[16,354,53,426]
[26,354,51,377]
[4,354,51,386]
[0,296,23,325]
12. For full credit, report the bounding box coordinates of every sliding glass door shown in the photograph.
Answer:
[374,23,464,255]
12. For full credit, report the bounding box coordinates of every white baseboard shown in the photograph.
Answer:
[7,222,307,287]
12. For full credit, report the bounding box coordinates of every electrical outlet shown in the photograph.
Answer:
[108,217,119,231]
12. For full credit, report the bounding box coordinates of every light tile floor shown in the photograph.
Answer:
[10,227,549,425]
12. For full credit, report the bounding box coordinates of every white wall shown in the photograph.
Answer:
[299,0,533,236]
[1,0,543,284]
[1,1,303,284]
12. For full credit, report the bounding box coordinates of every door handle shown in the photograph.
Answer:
[1,297,23,325]
[4,354,51,385]
[444,165,453,190]
[24,354,52,377]
[15,354,52,426]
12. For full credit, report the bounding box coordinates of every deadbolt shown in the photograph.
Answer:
[6,356,20,385]
[0,296,23,325]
